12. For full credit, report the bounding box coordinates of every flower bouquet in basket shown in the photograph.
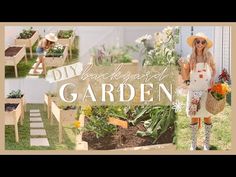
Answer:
[206,69,231,115]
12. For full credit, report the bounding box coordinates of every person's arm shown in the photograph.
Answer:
[210,57,216,86]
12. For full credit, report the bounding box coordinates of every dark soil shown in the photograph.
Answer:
[5,103,19,111]
[5,47,23,57]
[82,120,175,150]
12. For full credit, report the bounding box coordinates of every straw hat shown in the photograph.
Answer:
[187,32,213,48]
[45,33,58,42]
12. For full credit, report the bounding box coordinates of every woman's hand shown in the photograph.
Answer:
[210,77,215,87]
[178,58,185,66]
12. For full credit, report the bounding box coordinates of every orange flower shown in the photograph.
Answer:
[73,121,81,128]
[211,83,230,95]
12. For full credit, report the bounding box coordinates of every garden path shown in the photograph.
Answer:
[29,109,49,146]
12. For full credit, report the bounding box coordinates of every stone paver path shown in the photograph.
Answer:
[29,109,49,147]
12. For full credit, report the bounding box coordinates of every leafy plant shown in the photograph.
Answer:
[130,105,176,143]
[136,26,180,66]
[45,44,65,57]
[57,30,73,39]
[83,116,117,138]
[7,89,23,98]
[90,45,138,65]
[18,27,35,39]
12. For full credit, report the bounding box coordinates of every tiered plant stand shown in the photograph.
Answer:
[5,95,26,125]
[57,30,76,59]
[5,103,22,142]
[15,31,39,58]
[5,45,27,77]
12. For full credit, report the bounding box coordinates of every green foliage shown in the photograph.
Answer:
[136,26,180,66]
[46,44,65,57]
[18,27,34,39]
[130,105,176,142]
[91,44,138,65]
[83,116,117,139]
[7,89,23,98]
[57,30,73,39]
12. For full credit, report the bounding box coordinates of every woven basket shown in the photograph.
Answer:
[206,92,226,115]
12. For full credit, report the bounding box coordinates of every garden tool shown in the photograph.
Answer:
[190,123,198,150]
[203,123,212,150]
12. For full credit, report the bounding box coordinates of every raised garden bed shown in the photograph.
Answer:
[44,93,58,120]
[51,101,78,143]
[5,103,22,142]
[5,94,25,125]
[57,30,75,59]
[15,30,39,58]
[44,45,68,68]
[82,118,174,150]
[5,45,27,77]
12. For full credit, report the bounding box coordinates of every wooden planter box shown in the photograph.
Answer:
[5,95,26,125]
[15,31,39,58]
[5,45,27,77]
[44,46,68,68]
[51,101,77,143]
[44,94,58,120]
[57,31,75,59]
[5,103,22,142]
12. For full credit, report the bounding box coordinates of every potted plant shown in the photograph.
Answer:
[5,45,27,78]
[57,30,75,59]
[44,44,68,68]
[5,89,25,125]
[5,103,22,142]
[15,27,39,58]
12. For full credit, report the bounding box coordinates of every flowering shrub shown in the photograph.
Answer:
[136,26,180,66]
[209,83,230,101]
[46,44,65,57]
[218,68,231,83]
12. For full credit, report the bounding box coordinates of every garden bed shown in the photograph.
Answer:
[82,119,174,150]
[5,103,22,142]
[15,30,39,58]
[57,30,75,59]
[51,100,77,143]
[5,45,27,77]
[5,94,25,125]
[44,46,68,68]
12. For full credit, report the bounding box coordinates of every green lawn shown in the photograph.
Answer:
[5,104,76,150]
[175,95,232,150]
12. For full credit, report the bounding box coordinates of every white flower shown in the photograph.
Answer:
[171,100,182,112]
[135,34,152,44]
[163,26,173,36]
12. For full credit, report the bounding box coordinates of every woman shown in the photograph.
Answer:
[179,32,216,150]
[33,33,58,75]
